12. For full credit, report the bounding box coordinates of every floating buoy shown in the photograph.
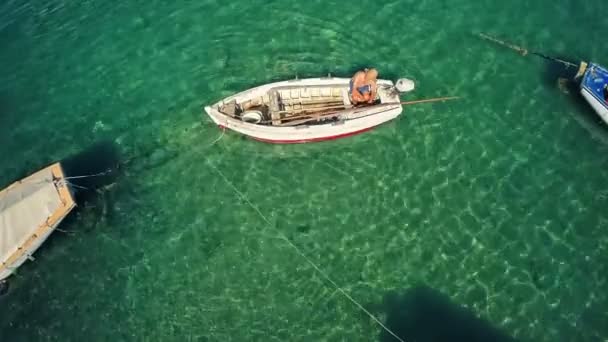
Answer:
[395,78,415,93]
[241,110,263,124]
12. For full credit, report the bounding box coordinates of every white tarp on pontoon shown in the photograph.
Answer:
[0,163,75,280]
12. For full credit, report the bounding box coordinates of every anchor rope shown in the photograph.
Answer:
[205,160,405,342]
[64,169,113,180]
[477,32,579,68]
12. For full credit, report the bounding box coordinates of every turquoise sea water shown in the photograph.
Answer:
[1,1,608,341]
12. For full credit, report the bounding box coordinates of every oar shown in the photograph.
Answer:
[279,96,460,127]
[394,96,461,106]
[477,32,579,68]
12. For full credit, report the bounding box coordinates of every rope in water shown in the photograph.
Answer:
[64,169,113,180]
[205,160,405,342]
[477,32,578,68]
[64,180,89,190]
[64,125,225,185]
[206,126,225,147]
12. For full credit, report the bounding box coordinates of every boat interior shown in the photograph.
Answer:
[217,85,381,126]
[584,65,608,102]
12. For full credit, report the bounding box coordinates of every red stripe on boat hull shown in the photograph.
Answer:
[217,124,383,144]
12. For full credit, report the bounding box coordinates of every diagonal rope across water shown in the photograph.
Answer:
[205,159,405,342]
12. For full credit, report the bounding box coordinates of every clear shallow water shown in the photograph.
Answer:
[1,1,608,341]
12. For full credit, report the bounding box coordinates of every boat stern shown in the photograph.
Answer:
[377,81,404,116]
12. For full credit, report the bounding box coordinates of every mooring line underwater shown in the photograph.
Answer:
[21,120,402,338]
[205,159,405,342]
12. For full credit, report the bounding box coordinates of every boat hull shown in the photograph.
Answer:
[249,124,381,144]
[580,63,608,125]
[0,163,75,281]
[204,77,403,144]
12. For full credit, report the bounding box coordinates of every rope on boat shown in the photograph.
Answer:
[477,32,579,68]
[205,160,406,342]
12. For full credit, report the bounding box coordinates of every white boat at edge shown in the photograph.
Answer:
[578,62,608,125]
[203,77,406,144]
[0,162,76,281]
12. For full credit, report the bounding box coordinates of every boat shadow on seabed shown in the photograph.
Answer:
[378,286,517,342]
[60,140,123,204]
[0,140,165,296]
[56,140,148,239]
[58,139,182,230]
[543,57,608,142]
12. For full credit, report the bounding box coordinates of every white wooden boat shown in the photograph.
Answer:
[203,77,413,143]
[576,62,608,124]
[0,162,76,281]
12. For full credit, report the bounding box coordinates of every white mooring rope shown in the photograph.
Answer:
[205,160,405,342]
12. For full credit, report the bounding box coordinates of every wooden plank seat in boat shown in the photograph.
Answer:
[269,90,282,125]
[266,86,355,125]
[278,87,345,108]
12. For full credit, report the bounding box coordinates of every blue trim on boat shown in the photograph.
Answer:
[581,63,608,110]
